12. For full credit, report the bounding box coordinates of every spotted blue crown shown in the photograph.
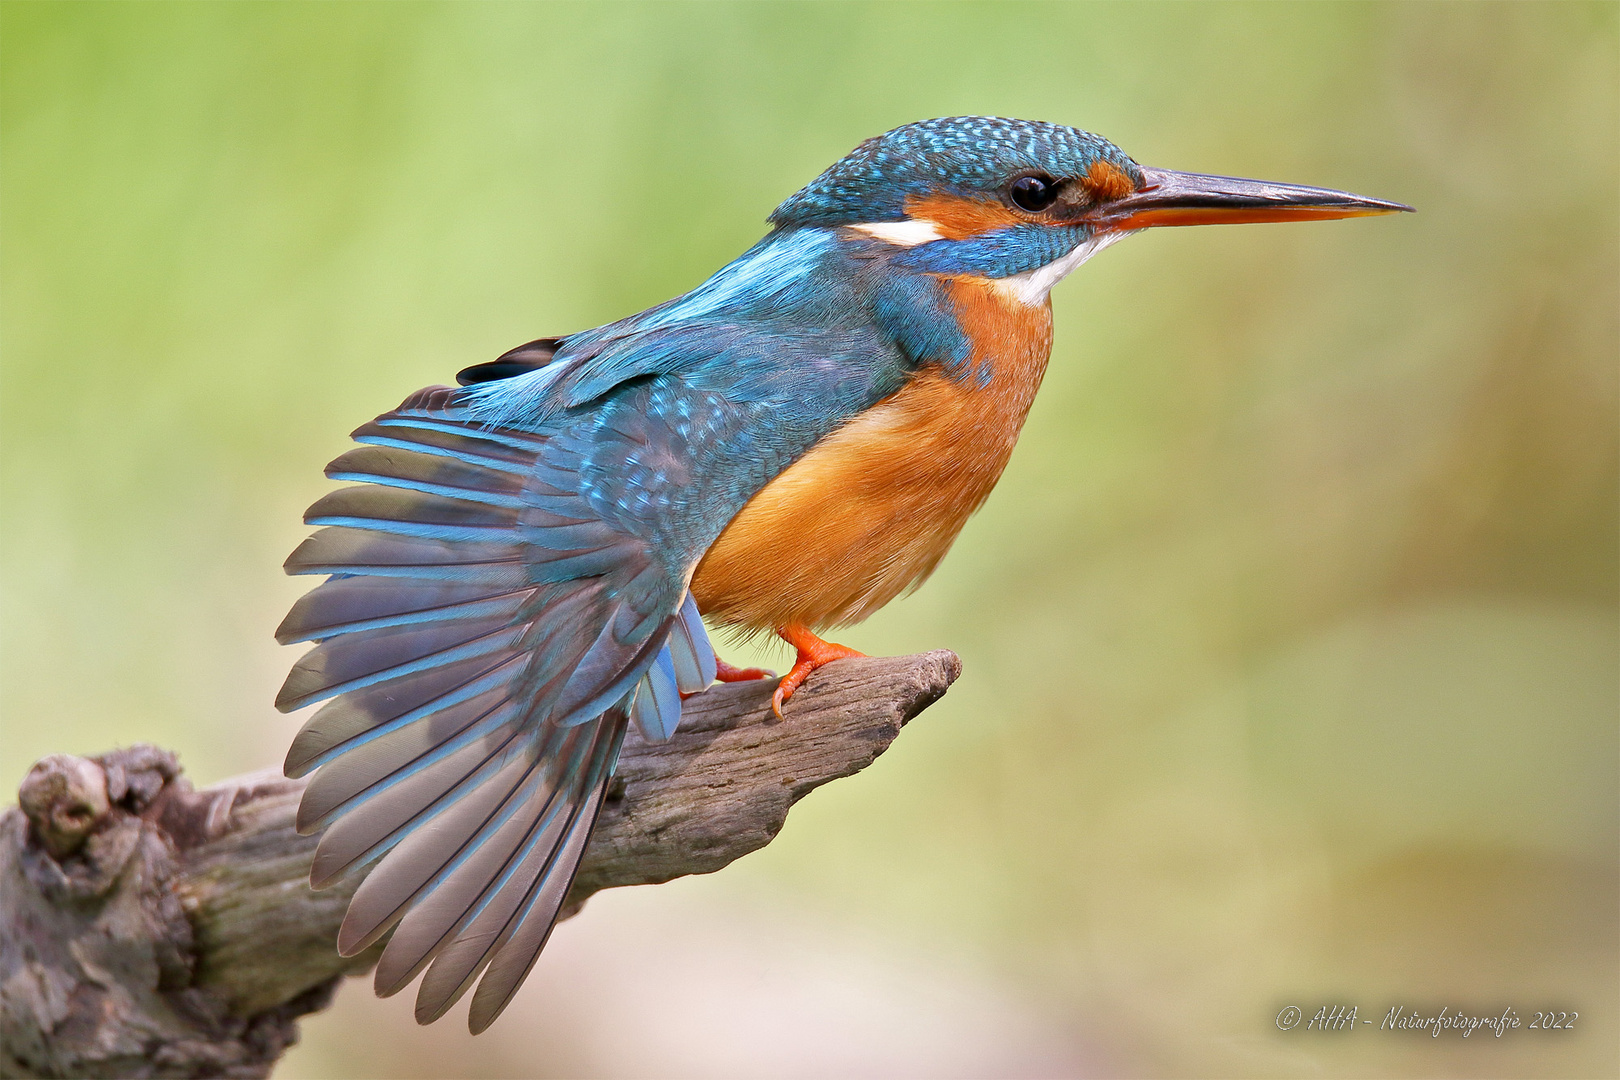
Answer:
[769,116,1142,228]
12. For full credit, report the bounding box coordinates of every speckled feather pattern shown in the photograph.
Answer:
[771,115,1142,227]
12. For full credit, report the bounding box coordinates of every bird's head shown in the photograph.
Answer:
[771,116,1409,302]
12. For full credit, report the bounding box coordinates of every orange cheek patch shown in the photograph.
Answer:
[1083,159,1136,202]
[903,193,1024,240]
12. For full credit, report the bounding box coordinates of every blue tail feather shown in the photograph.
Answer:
[630,647,682,742]
[667,592,718,694]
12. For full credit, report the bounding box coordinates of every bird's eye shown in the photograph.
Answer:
[1009,174,1058,213]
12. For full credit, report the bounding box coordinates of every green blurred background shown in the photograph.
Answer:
[3,2,1615,1076]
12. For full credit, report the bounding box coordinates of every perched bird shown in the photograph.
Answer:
[275,116,1408,1032]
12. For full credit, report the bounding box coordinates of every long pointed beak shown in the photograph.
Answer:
[1088,166,1413,231]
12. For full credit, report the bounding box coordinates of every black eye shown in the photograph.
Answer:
[1009,174,1057,212]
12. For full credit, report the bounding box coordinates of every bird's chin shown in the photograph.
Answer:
[986,229,1132,307]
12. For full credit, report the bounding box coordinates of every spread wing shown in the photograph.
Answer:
[274,384,716,1032]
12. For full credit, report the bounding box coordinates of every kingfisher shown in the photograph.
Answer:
[273,116,1408,1032]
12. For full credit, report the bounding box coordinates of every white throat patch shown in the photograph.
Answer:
[989,230,1130,307]
[848,219,1132,307]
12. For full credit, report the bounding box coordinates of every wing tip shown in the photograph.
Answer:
[275,660,328,713]
[336,905,391,957]
[467,997,506,1036]
[274,608,308,646]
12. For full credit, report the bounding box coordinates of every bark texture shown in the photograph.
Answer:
[0,651,959,1079]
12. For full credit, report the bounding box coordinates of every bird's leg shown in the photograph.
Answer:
[680,657,775,701]
[715,658,775,683]
[771,624,866,718]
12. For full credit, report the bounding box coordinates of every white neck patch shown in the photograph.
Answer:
[849,219,1132,306]
[850,219,945,247]
[988,230,1130,307]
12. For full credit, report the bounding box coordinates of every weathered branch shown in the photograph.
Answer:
[0,651,959,1079]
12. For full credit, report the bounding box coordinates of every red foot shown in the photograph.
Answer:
[716,658,775,683]
[771,624,865,719]
[682,657,775,700]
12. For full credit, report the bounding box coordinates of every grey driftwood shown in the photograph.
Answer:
[0,650,960,1079]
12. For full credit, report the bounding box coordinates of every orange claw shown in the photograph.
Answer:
[771,624,865,718]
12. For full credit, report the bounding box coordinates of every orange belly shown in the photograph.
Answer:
[690,279,1053,632]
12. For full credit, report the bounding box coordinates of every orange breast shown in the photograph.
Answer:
[690,278,1053,633]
